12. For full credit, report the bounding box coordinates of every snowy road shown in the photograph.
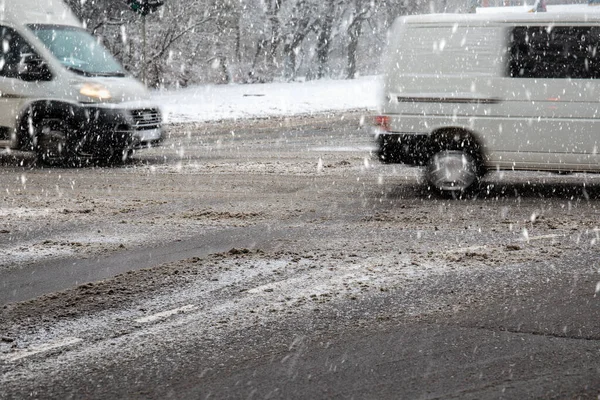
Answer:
[1,113,600,399]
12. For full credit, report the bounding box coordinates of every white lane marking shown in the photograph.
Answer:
[247,284,276,294]
[520,234,564,242]
[441,235,564,253]
[135,304,198,324]
[441,245,489,254]
[446,234,566,252]
[2,337,82,362]
[247,273,370,295]
[310,146,375,152]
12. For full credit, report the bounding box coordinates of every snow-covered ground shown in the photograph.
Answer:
[153,76,381,124]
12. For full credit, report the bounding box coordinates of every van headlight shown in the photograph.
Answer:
[79,83,112,100]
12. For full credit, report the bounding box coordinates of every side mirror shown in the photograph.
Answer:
[18,53,52,82]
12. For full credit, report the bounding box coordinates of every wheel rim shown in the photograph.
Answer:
[427,150,478,192]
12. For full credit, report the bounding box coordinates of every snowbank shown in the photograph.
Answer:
[153,76,381,124]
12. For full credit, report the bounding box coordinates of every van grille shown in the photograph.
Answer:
[130,108,161,130]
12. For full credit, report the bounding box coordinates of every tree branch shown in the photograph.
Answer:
[149,17,213,63]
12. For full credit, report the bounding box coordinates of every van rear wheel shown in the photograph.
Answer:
[426,150,482,197]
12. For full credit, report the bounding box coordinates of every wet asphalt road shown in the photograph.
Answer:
[1,224,275,305]
[1,113,600,399]
[5,252,599,400]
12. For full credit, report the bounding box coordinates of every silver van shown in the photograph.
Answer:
[374,11,600,195]
[0,0,163,165]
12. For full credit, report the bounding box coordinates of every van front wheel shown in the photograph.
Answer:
[426,150,481,196]
[35,119,76,166]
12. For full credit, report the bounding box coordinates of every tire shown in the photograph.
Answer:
[425,134,484,197]
[107,148,133,165]
[35,119,76,166]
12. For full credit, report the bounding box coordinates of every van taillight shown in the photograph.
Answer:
[374,116,390,131]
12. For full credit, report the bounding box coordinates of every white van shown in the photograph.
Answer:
[0,0,163,165]
[374,11,600,195]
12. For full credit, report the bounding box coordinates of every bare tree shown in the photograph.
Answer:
[314,0,338,79]
[280,0,320,80]
[266,0,285,70]
[62,0,441,87]
[208,0,242,83]
[342,0,373,79]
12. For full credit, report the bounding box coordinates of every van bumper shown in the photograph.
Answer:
[78,105,165,154]
[375,133,430,165]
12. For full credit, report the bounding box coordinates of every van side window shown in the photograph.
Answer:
[0,26,37,79]
[508,26,600,79]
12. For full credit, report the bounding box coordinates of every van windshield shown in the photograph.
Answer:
[28,24,126,77]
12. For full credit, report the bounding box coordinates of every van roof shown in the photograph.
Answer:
[401,10,600,26]
[0,0,81,26]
